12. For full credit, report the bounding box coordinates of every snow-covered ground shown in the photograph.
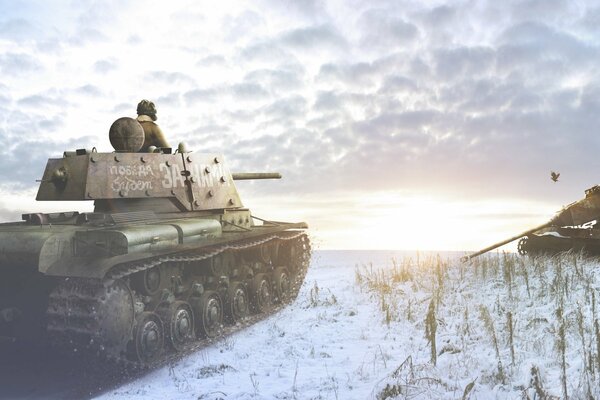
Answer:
[96,250,600,399]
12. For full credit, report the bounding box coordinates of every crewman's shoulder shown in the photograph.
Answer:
[136,115,157,125]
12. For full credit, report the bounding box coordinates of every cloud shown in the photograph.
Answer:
[0,52,42,75]
[145,71,196,85]
[0,86,10,107]
[508,0,572,24]
[0,18,38,41]
[239,41,297,64]
[244,65,305,92]
[358,10,420,50]
[316,62,381,88]
[3,109,65,143]
[68,27,109,47]
[93,59,117,74]
[222,10,265,42]
[17,93,66,109]
[433,46,495,81]
[0,204,23,223]
[73,84,103,97]
[581,6,600,32]
[257,0,329,20]
[313,91,343,111]
[183,88,222,105]
[231,82,269,101]
[260,95,307,119]
[352,111,439,144]
[197,55,226,67]
[156,92,182,108]
[0,134,95,189]
[280,25,347,51]
[112,102,130,113]
[378,75,419,94]
[127,34,142,45]
[497,22,597,76]
[420,4,458,27]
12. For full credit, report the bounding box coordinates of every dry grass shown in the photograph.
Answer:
[355,251,600,399]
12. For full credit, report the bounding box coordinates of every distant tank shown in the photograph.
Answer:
[462,185,600,261]
[0,118,310,365]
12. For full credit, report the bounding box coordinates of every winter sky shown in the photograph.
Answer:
[1,0,599,250]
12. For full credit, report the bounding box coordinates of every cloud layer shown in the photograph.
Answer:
[1,0,599,249]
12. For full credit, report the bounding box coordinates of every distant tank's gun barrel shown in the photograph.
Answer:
[460,221,553,262]
[231,172,282,180]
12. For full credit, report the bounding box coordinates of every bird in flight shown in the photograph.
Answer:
[551,171,560,182]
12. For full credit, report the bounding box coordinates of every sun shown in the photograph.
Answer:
[308,191,557,251]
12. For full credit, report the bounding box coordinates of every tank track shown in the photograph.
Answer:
[46,232,310,368]
[518,233,600,257]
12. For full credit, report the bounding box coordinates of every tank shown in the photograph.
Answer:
[462,185,600,261]
[0,118,310,365]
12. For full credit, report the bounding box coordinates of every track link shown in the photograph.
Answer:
[47,233,311,368]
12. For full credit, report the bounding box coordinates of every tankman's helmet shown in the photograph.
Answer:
[136,99,157,121]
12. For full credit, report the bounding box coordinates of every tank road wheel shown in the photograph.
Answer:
[272,267,291,304]
[211,252,234,277]
[250,273,272,313]
[131,266,162,296]
[249,243,275,264]
[158,301,194,351]
[197,291,223,338]
[225,281,250,323]
[47,279,135,359]
[278,241,298,266]
[517,237,529,256]
[131,311,164,363]
[278,240,302,275]
[96,280,136,356]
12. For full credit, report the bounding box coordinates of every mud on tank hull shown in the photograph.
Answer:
[0,212,310,366]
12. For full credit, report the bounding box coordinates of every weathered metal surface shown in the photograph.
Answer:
[462,185,600,261]
[109,117,145,152]
[551,185,600,226]
[461,222,552,262]
[36,152,243,211]
[231,172,281,180]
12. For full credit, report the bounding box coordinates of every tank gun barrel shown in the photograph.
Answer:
[460,221,553,263]
[231,172,282,180]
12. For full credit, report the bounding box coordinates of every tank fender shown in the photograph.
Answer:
[0,229,57,270]
[38,231,79,275]
[40,221,221,278]
[74,225,180,257]
[163,219,222,244]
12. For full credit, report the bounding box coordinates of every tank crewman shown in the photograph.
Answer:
[136,99,170,152]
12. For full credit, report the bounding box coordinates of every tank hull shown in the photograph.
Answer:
[0,212,310,365]
[518,226,600,256]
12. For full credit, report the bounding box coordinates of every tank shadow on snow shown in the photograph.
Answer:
[0,341,137,400]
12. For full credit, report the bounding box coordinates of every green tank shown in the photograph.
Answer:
[462,185,600,261]
[0,118,310,365]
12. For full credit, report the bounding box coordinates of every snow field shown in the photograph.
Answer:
[97,250,600,399]
[97,251,415,400]
[364,252,600,399]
